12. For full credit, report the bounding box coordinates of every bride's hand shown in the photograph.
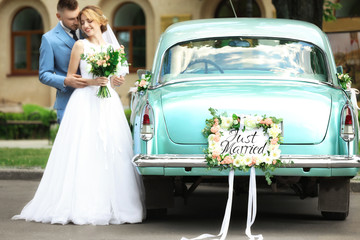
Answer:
[111,75,125,87]
[93,77,108,86]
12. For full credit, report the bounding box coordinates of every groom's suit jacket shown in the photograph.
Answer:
[39,22,80,118]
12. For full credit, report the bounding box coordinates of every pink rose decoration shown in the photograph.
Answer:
[212,150,220,159]
[211,125,220,134]
[223,156,233,164]
[265,118,273,125]
[139,80,147,87]
[270,137,278,145]
[260,118,273,125]
[252,156,257,165]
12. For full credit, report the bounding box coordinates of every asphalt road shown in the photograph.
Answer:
[1,180,360,240]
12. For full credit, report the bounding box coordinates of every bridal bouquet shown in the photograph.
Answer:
[81,45,128,98]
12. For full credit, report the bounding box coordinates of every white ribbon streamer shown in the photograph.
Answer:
[181,167,263,240]
[350,88,360,110]
[245,167,263,240]
[181,169,235,240]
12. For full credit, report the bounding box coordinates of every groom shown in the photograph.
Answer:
[39,0,87,123]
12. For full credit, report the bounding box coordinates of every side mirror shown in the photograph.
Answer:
[137,69,151,79]
[336,66,343,74]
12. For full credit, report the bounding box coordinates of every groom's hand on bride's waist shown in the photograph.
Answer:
[111,76,125,86]
[64,74,88,88]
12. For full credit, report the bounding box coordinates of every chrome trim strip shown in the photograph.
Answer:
[133,154,360,168]
[150,77,333,90]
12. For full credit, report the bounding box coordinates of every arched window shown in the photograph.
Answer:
[11,7,43,75]
[215,0,261,18]
[335,0,360,18]
[114,3,146,72]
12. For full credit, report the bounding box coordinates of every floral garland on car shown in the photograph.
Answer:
[202,108,283,184]
[134,73,152,92]
[337,73,352,90]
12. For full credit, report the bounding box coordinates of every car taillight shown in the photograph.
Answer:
[345,113,352,126]
[341,104,355,142]
[140,103,154,141]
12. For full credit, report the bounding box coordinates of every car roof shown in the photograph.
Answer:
[159,18,329,52]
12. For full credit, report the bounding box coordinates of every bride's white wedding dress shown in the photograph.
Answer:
[12,39,145,225]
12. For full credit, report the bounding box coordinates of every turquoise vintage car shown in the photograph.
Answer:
[130,18,360,220]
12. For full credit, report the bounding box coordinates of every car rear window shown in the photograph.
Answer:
[160,37,328,83]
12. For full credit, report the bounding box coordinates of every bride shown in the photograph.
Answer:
[12,5,145,225]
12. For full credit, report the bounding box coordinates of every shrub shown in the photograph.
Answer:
[0,104,56,140]
[1,105,132,140]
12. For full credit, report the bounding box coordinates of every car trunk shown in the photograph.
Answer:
[160,79,332,145]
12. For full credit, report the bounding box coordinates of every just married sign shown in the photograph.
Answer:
[221,128,269,156]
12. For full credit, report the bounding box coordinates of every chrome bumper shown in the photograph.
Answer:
[133,154,360,168]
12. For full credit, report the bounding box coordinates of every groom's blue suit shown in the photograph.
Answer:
[39,22,79,123]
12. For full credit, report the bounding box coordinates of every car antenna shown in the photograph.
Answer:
[229,0,238,18]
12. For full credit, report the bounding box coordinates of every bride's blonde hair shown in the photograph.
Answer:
[79,5,108,33]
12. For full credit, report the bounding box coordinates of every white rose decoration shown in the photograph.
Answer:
[264,155,273,164]
[208,134,215,142]
[239,155,247,165]
[244,155,252,165]
[86,64,92,72]
[220,116,233,129]
[233,156,241,167]
[256,155,264,165]
[268,144,279,152]
[255,116,262,124]
[268,124,281,138]
[244,116,257,130]
[270,148,281,159]
[208,140,221,152]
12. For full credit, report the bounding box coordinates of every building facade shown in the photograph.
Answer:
[0,0,358,109]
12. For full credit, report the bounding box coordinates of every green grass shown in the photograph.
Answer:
[0,148,50,169]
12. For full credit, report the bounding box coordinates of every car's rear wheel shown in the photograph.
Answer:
[147,208,168,219]
[321,211,349,220]
[318,177,350,221]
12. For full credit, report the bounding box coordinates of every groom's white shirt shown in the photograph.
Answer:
[59,21,80,40]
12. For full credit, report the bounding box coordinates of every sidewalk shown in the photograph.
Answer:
[0,140,360,191]
[0,139,52,149]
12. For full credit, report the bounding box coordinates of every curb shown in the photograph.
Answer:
[351,181,360,192]
[0,168,359,192]
[0,169,44,180]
